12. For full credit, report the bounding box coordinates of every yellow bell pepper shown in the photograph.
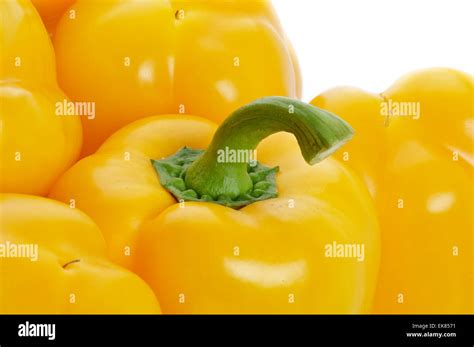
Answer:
[311,68,473,313]
[0,194,160,314]
[53,0,301,155]
[0,0,82,195]
[50,97,379,313]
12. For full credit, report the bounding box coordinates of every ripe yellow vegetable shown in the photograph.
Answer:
[50,97,380,313]
[311,68,473,313]
[53,0,301,155]
[0,194,160,314]
[0,0,82,195]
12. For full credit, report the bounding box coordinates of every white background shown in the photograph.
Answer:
[273,0,474,100]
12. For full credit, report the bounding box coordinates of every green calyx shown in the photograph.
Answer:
[152,147,278,208]
[152,96,354,209]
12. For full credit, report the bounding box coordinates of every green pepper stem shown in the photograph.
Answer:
[185,96,353,200]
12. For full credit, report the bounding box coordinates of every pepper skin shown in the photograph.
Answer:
[53,0,301,155]
[50,97,379,313]
[31,0,75,34]
[311,68,473,313]
[0,0,82,195]
[0,194,160,314]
